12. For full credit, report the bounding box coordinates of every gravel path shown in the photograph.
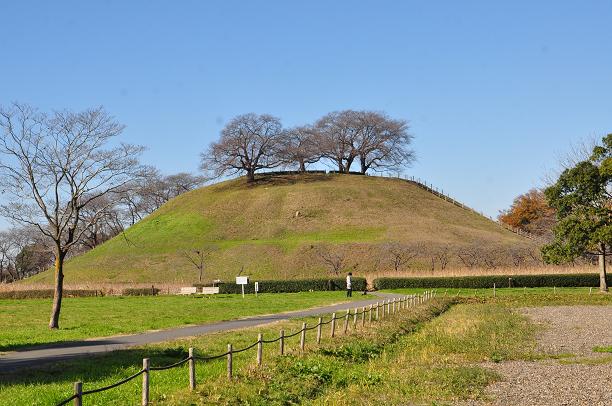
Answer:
[464,306,612,406]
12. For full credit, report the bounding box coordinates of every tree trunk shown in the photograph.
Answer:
[246,169,255,183]
[337,160,344,172]
[344,157,355,173]
[359,155,368,174]
[599,245,608,292]
[49,249,65,329]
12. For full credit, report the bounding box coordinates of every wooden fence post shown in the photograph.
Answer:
[279,330,285,355]
[493,283,496,298]
[142,358,150,406]
[375,302,379,320]
[227,344,233,380]
[300,323,306,351]
[392,298,395,314]
[361,306,366,327]
[343,309,350,334]
[331,313,336,337]
[73,382,82,406]
[257,334,263,367]
[368,304,373,323]
[188,347,195,390]
[317,318,322,344]
[353,307,358,328]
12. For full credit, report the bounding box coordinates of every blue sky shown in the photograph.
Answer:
[1,1,611,223]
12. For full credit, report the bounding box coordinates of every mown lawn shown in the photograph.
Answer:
[0,292,360,352]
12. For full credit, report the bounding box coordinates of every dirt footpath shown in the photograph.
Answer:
[468,306,612,406]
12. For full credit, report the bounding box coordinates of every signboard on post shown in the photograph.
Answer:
[236,276,250,298]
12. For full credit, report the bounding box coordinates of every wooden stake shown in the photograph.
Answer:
[256,334,263,367]
[300,323,306,351]
[73,382,82,406]
[227,344,233,379]
[188,347,195,390]
[142,358,150,406]
[317,317,322,344]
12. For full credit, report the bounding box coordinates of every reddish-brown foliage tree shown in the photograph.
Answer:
[498,189,555,237]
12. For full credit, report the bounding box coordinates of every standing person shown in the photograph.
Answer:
[346,272,353,297]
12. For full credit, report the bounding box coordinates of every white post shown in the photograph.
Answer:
[493,283,496,298]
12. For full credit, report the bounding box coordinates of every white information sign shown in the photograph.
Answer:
[236,276,250,298]
[236,276,249,285]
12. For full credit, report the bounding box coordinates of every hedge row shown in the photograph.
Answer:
[205,277,367,294]
[122,287,161,296]
[373,274,610,290]
[0,289,102,299]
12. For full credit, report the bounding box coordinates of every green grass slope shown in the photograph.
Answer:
[29,174,534,283]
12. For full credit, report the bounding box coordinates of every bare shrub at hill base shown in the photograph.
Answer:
[384,242,421,272]
[0,103,145,328]
[316,246,355,277]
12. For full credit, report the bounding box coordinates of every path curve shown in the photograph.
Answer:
[0,292,405,372]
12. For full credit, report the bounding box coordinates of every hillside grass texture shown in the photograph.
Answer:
[28,174,532,284]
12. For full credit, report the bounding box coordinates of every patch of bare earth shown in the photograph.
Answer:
[461,305,612,406]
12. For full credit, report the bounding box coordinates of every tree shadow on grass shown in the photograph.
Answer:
[213,172,335,192]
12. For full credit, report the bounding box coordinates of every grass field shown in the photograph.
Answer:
[2,291,609,405]
[25,174,534,284]
[0,292,360,352]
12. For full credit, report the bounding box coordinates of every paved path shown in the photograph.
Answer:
[0,292,404,372]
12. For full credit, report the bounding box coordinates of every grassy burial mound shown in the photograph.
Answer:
[28,173,536,284]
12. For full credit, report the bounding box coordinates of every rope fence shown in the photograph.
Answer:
[54,291,437,406]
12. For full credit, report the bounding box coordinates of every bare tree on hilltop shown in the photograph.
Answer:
[315,110,361,173]
[279,126,320,172]
[0,103,145,328]
[354,111,415,174]
[201,113,284,182]
[314,110,415,174]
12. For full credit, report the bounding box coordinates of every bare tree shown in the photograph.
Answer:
[316,246,348,276]
[0,103,144,328]
[182,247,214,283]
[279,126,320,172]
[0,227,49,281]
[435,246,450,270]
[119,169,206,226]
[201,113,284,182]
[456,245,483,268]
[314,110,360,173]
[385,243,420,272]
[354,111,415,174]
